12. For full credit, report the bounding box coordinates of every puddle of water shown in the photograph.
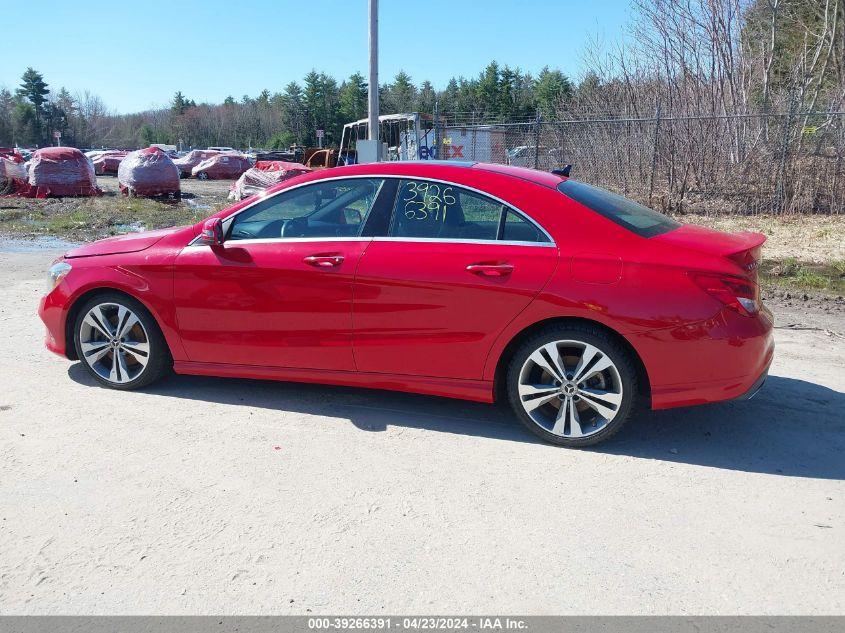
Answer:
[112,221,146,233]
[185,198,211,211]
[0,236,80,253]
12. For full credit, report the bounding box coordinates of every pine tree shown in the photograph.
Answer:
[0,88,14,145]
[171,91,188,115]
[417,80,436,115]
[281,82,305,144]
[385,71,416,113]
[476,62,501,120]
[439,78,459,117]
[497,66,517,120]
[535,67,573,118]
[339,72,368,124]
[16,68,49,144]
[12,102,39,146]
[303,71,323,145]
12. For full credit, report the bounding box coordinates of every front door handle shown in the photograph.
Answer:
[303,254,345,268]
[466,263,514,277]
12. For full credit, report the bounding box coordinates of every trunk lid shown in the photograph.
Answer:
[655,224,766,315]
[653,224,765,276]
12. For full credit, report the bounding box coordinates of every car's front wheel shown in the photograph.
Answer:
[506,324,638,447]
[73,293,171,390]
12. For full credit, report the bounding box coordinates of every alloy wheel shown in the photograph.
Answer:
[517,339,624,438]
[78,302,151,384]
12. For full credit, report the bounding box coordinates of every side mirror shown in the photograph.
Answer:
[199,218,225,246]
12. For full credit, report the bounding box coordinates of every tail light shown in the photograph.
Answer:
[689,272,759,316]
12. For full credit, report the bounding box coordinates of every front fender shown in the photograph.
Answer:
[44,247,188,362]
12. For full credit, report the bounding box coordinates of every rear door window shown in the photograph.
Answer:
[388,179,549,243]
[501,210,547,243]
[557,180,680,237]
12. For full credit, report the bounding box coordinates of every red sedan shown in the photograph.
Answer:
[38,161,773,446]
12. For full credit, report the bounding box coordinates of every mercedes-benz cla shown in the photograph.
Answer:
[39,161,773,447]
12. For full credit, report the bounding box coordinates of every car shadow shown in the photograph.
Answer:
[67,364,845,480]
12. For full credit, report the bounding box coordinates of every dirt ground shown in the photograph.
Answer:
[0,246,843,615]
[0,176,232,242]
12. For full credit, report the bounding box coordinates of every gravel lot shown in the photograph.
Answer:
[1,246,843,615]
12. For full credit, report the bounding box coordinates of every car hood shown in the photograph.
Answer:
[64,226,182,258]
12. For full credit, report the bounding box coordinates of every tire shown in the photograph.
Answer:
[506,324,638,447]
[196,171,208,180]
[73,292,172,390]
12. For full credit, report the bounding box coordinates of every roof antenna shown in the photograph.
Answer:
[552,165,572,177]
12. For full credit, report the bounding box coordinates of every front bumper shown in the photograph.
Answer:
[38,289,70,358]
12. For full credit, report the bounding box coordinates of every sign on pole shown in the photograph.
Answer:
[53,130,61,146]
[316,129,324,149]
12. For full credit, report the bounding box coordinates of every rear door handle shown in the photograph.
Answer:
[303,254,345,268]
[466,263,514,277]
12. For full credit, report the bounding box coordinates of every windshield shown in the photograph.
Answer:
[557,180,680,238]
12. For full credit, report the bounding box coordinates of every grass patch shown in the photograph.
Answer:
[0,193,228,242]
[761,257,845,295]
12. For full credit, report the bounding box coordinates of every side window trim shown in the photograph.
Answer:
[361,178,399,237]
[495,207,508,240]
[196,174,553,246]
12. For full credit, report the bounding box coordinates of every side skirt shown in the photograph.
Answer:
[173,361,496,403]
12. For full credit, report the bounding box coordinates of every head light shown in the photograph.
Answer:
[48,261,72,290]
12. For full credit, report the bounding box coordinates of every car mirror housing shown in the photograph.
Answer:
[200,218,224,246]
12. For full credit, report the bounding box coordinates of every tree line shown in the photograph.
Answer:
[0,63,572,150]
[545,0,844,214]
[1,0,841,155]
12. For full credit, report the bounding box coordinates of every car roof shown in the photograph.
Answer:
[304,160,566,189]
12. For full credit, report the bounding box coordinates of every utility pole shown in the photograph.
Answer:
[368,0,379,145]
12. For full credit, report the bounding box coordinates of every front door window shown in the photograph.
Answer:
[229,178,384,240]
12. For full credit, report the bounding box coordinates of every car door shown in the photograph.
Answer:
[173,177,386,370]
[353,177,559,380]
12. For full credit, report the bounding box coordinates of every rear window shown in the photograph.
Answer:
[557,180,680,238]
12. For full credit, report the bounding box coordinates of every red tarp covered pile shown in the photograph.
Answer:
[192,153,251,180]
[254,160,309,172]
[92,150,128,175]
[0,155,27,194]
[17,147,101,198]
[228,161,311,200]
[173,150,220,177]
[118,147,181,198]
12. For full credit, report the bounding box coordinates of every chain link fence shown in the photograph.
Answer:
[437,111,845,215]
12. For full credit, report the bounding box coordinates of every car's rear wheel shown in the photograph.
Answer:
[506,324,638,447]
[73,293,171,390]
[196,171,208,180]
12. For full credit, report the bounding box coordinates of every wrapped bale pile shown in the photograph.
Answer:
[0,155,27,195]
[173,150,220,177]
[228,161,311,201]
[118,147,180,198]
[22,147,101,197]
[92,150,128,175]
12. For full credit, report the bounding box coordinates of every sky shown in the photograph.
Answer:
[2,0,632,114]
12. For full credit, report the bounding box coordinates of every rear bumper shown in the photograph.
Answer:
[733,363,770,401]
[641,305,775,409]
